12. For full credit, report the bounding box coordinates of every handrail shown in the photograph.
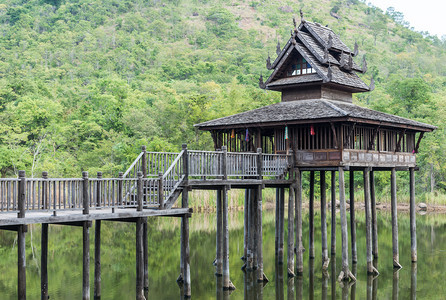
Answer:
[162,150,185,179]
[123,152,144,178]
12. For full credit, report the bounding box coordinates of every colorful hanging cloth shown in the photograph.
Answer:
[310,125,315,136]
[231,129,235,138]
[285,126,289,139]
[245,129,249,142]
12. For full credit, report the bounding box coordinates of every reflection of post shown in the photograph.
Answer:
[372,258,378,300]
[351,263,357,300]
[216,274,223,300]
[309,258,314,300]
[331,254,336,300]
[296,273,303,300]
[393,269,400,300]
[322,267,329,300]
[411,263,417,300]
[275,263,284,300]
[287,277,294,300]
[341,278,349,300]
[366,275,373,300]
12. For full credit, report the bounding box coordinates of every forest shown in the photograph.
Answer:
[0,0,445,198]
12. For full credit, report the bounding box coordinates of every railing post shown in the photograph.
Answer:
[82,171,89,215]
[182,144,188,182]
[158,172,164,209]
[42,171,48,210]
[288,150,294,179]
[257,148,263,180]
[137,171,143,211]
[118,172,123,206]
[18,170,26,218]
[222,146,227,180]
[141,146,147,178]
[96,172,102,207]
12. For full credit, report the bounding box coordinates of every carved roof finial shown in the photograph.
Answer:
[293,17,297,30]
[266,54,272,70]
[276,40,281,56]
[348,53,353,70]
[259,74,266,89]
[369,76,375,91]
[353,41,359,57]
[340,50,346,68]
[300,9,305,23]
[323,64,333,83]
[327,33,333,49]
[323,47,329,64]
[362,55,368,73]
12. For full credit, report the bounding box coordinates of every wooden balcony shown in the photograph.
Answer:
[295,149,416,168]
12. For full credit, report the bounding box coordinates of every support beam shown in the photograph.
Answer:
[275,188,280,260]
[216,189,223,275]
[244,189,249,264]
[331,171,336,255]
[338,167,355,282]
[136,218,144,300]
[321,171,329,270]
[249,188,257,270]
[349,170,357,264]
[83,221,91,300]
[256,186,265,282]
[364,168,378,275]
[18,225,26,300]
[309,171,315,259]
[278,188,285,264]
[391,168,401,269]
[410,168,417,262]
[295,169,303,275]
[94,220,101,300]
[41,224,49,300]
[287,185,295,277]
[370,170,378,259]
[181,174,191,298]
[222,187,235,290]
[143,219,148,292]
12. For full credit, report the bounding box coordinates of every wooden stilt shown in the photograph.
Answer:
[370,169,378,259]
[321,171,329,270]
[322,267,329,300]
[287,185,295,277]
[391,168,401,268]
[392,269,399,300]
[351,263,357,300]
[364,168,378,275]
[411,263,417,300]
[41,223,49,300]
[349,170,357,264]
[331,171,336,255]
[275,188,280,258]
[83,222,91,300]
[338,167,355,282]
[331,254,336,300]
[296,272,303,299]
[222,187,235,290]
[182,213,191,297]
[309,171,315,259]
[249,188,257,270]
[94,220,101,300]
[216,189,223,275]
[143,219,148,292]
[256,186,265,282]
[366,274,373,300]
[136,218,144,300]
[279,188,285,264]
[309,258,314,299]
[275,262,284,300]
[409,167,417,262]
[244,189,249,263]
[295,169,303,275]
[247,189,254,270]
[18,170,26,300]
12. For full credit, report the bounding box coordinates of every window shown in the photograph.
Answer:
[287,56,315,76]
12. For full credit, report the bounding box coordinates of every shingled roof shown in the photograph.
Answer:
[195,99,436,132]
[264,20,369,92]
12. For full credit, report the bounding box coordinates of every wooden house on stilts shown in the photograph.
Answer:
[195,15,435,283]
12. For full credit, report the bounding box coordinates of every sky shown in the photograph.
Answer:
[367,0,446,38]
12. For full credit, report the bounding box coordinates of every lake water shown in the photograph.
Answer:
[0,209,445,299]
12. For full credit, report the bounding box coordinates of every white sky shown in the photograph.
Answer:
[367,0,446,38]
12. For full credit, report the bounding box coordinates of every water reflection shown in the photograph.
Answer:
[393,268,400,300]
[411,263,417,300]
[243,269,265,299]
[275,263,284,300]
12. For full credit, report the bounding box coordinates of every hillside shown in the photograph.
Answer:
[0,0,445,194]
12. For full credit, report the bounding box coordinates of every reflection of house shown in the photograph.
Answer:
[196,20,435,169]
[196,17,435,281]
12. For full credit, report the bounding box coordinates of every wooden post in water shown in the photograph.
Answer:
[82,171,90,300]
[349,170,357,264]
[287,185,295,277]
[409,167,417,262]
[338,167,355,282]
[248,188,256,270]
[41,223,49,300]
[321,171,329,270]
[143,218,148,292]
[275,188,280,259]
[18,170,26,300]
[94,172,102,300]
[370,169,378,259]
[181,144,191,297]
[222,186,235,290]
[364,168,377,275]
[309,171,315,259]
[295,168,303,275]
[244,188,249,264]
[279,188,285,264]
[391,168,401,268]
[158,172,164,210]
[136,171,144,299]
[331,171,336,255]
[216,189,223,275]
[256,148,265,282]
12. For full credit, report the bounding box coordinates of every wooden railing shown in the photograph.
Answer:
[0,145,291,215]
